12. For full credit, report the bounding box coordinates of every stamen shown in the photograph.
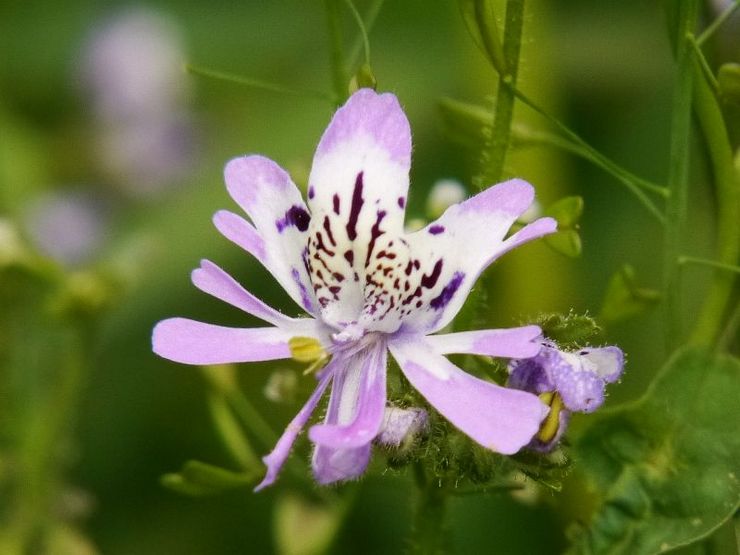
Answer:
[536,392,564,443]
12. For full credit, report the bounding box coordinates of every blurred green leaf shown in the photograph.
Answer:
[274,494,345,555]
[544,196,583,228]
[569,347,740,555]
[718,64,740,105]
[438,97,490,148]
[161,460,256,497]
[535,312,600,348]
[600,264,661,324]
[458,0,507,74]
[544,230,582,258]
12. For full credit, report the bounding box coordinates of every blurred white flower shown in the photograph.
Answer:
[23,190,108,267]
[426,178,466,219]
[79,7,196,197]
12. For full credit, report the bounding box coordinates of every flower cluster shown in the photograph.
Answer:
[153,88,621,489]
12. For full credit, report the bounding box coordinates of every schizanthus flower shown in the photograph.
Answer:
[153,89,557,489]
[508,341,624,451]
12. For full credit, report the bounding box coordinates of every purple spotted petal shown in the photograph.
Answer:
[223,155,316,314]
[400,180,557,334]
[389,336,548,454]
[550,360,606,413]
[255,370,333,491]
[425,325,542,358]
[309,345,387,448]
[152,318,292,364]
[305,89,411,328]
[191,259,293,327]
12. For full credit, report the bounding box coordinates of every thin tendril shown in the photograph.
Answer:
[344,0,371,66]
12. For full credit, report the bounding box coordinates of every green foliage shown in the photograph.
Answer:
[568,347,740,554]
[161,460,257,497]
[438,97,490,149]
[600,265,661,324]
[543,196,584,258]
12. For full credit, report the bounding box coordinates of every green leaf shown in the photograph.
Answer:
[600,264,661,324]
[544,230,582,258]
[457,0,507,74]
[160,460,256,497]
[438,97,490,149]
[544,196,584,228]
[569,347,740,554]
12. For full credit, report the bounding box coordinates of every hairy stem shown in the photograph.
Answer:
[409,463,450,555]
[663,0,698,350]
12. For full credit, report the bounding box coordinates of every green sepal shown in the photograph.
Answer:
[160,460,257,497]
[349,63,377,93]
[599,264,661,324]
[533,312,601,349]
[544,230,582,258]
[568,347,740,554]
[544,196,584,228]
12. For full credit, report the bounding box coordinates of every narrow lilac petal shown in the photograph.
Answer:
[308,345,387,448]
[305,90,411,328]
[497,217,558,259]
[191,259,292,327]
[213,210,266,263]
[255,371,333,491]
[425,325,542,358]
[399,181,556,334]
[389,336,548,454]
[222,156,317,315]
[578,346,624,383]
[312,443,372,485]
[152,318,292,364]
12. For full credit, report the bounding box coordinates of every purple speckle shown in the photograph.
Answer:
[332,194,340,215]
[428,225,445,235]
[397,196,405,209]
[308,186,315,199]
[346,172,364,240]
[276,205,311,232]
[430,272,464,310]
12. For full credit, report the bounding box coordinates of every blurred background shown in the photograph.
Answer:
[0,0,735,553]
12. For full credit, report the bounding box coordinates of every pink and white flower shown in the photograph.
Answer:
[152,89,558,489]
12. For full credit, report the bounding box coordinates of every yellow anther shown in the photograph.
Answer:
[289,336,327,363]
[537,392,564,443]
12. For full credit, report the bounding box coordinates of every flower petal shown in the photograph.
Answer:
[389,335,548,454]
[255,370,333,491]
[304,89,411,328]
[222,155,316,314]
[312,443,372,485]
[578,346,624,383]
[398,180,556,333]
[191,259,293,328]
[152,318,293,364]
[308,345,387,449]
[425,325,542,358]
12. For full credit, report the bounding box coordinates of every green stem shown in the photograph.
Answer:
[663,0,698,350]
[508,86,668,221]
[348,0,385,68]
[325,0,349,105]
[409,463,450,555]
[225,388,278,451]
[688,36,719,93]
[679,255,740,274]
[476,0,525,190]
[697,0,740,46]
[3,326,92,552]
[185,64,334,102]
[343,0,371,66]
[689,59,740,347]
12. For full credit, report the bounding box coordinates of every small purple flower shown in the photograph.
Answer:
[153,89,558,489]
[376,407,428,448]
[507,341,624,451]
